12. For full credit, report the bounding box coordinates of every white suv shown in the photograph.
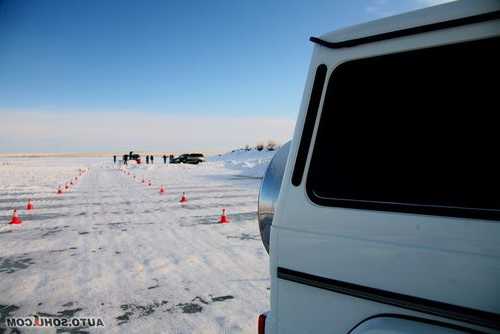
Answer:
[257,1,500,333]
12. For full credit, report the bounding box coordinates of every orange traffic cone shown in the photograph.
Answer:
[9,209,22,225]
[219,208,229,224]
[26,199,34,210]
[179,192,188,203]
[160,185,165,194]
[57,186,63,194]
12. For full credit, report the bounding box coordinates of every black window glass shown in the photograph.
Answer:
[307,37,500,220]
[292,64,327,186]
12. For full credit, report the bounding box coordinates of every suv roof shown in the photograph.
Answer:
[312,0,500,48]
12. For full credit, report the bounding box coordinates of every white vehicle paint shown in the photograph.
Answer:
[258,1,500,333]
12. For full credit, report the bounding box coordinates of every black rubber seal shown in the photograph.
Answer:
[278,267,500,330]
[310,10,500,49]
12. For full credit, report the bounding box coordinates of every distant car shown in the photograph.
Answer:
[122,153,141,164]
[170,153,205,164]
[130,154,141,164]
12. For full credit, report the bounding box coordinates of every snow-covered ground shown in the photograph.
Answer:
[209,149,276,178]
[0,155,272,333]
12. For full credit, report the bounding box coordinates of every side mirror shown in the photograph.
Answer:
[257,141,290,253]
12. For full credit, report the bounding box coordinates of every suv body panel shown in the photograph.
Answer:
[267,1,500,333]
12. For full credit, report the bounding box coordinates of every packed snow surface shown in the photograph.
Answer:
[0,157,270,333]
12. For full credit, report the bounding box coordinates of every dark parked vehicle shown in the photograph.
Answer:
[170,153,205,164]
[131,154,141,164]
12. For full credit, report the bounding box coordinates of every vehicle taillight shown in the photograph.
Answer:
[258,313,267,334]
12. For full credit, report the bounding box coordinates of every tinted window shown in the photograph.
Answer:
[292,64,327,186]
[307,37,500,220]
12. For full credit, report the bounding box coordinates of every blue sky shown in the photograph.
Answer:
[0,0,451,153]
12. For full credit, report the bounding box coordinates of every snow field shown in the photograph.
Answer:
[0,157,270,333]
[208,149,276,178]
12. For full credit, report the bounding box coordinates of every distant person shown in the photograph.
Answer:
[123,154,128,165]
[150,155,154,164]
[146,155,149,164]
[113,155,116,164]
[163,155,167,164]
[169,154,174,163]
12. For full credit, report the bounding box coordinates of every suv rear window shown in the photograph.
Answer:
[307,37,500,220]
